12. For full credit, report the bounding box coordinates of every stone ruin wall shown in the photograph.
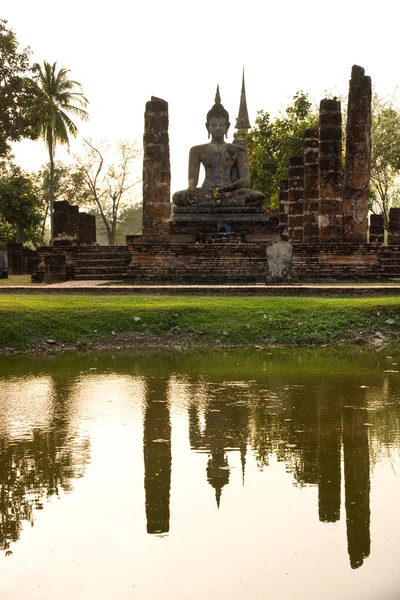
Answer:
[53,201,96,245]
[280,65,399,249]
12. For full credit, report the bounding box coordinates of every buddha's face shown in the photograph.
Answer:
[207,116,228,142]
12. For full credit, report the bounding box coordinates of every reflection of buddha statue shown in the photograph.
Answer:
[172,87,265,209]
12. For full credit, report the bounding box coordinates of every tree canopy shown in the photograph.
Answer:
[0,19,38,157]
[33,60,89,242]
[0,164,43,244]
[73,139,140,245]
[370,93,400,227]
[247,92,317,209]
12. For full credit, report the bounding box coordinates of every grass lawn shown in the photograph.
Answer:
[0,294,399,350]
[0,275,35,286]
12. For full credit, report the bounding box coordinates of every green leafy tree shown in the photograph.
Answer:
[0,164,43,244]
[370,93,400,228]
[33,61,88,242]
[247,92,317,208]
[0,19,38,157]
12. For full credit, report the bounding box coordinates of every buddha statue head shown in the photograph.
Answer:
[206,86,230,140]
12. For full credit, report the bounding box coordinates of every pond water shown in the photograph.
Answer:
[0,347,400,599]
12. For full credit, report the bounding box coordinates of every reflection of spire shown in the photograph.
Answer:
[206,449,229,509]
[343,388,371,569]
[241,445,246,486]
[143,377,171,534]
[235,68,251,132]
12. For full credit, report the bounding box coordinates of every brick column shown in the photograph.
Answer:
[388,208,400,244]
[343,66,372,243]
[142,97,171,242]
[318,99,343,242]
[279,179,289,241]
[303,127,319,243]
[369,214,384,243]
[287,157,304,242]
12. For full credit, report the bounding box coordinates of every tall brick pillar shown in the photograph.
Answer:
[343,66,372,243]
[318,99,343,242]
[303,127,319,243]
[288,157,304,242]
[279,179,289,241]
[142,97,171,242]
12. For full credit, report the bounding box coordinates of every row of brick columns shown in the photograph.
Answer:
[281,66,400,244]
[141,73,400,246]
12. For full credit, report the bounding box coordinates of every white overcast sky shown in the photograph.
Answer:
[4,0,400,194]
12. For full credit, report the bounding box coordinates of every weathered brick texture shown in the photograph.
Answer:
[318,99,343,242]
[369,214,384,243]
[142,97,171,242]
[303,128,319,243]
[388,208,400,245]
[288,157,304,242]
[343,66,372,243]
[279,179,289,241]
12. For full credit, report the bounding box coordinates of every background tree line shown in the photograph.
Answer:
[2,17,400,246]
[0,19,141,248]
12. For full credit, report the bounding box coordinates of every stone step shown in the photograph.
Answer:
[74,273,124,280]
[73,259,130,266]
[67,253,130,262]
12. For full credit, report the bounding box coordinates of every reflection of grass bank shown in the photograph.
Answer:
[0,294,400,352]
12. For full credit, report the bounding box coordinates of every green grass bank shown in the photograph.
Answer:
[1,294,400,353]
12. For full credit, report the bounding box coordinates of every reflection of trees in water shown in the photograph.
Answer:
[0,376,90,554]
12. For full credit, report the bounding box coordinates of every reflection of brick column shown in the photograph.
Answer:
[388,208,400,245]
[369,214,384,243]
[343,392,370,570]
[288,157,304,242]
[318,99,343,242]
[303,128,319,243]
[279,179,289,241]
[318,389,341,523]
[142,97,171,242]
[343,66,372,243]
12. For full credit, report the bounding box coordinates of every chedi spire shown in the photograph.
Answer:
[235,68,251,132]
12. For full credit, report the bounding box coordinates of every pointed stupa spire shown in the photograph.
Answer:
[235,68,251,132]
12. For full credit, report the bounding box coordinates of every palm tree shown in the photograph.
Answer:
[34,61,88,243]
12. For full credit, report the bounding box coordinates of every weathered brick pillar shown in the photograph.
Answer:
[89,214,97,245]
[6,243,23,275]
[388,208,400,244]
[343,66,372,243]
[318,99,343,242]
[369,214,384,243]
[303,127,319,243]
[279,179,289,241]
[142,97,171,242]
[287,157,304,242]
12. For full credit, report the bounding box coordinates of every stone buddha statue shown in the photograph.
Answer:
[172,87,265,209]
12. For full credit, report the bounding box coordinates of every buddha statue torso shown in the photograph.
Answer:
[172,88,265,210]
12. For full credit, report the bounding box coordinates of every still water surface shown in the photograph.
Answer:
[0,347,400,599]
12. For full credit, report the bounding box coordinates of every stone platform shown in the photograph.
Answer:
[170,207,280,242]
